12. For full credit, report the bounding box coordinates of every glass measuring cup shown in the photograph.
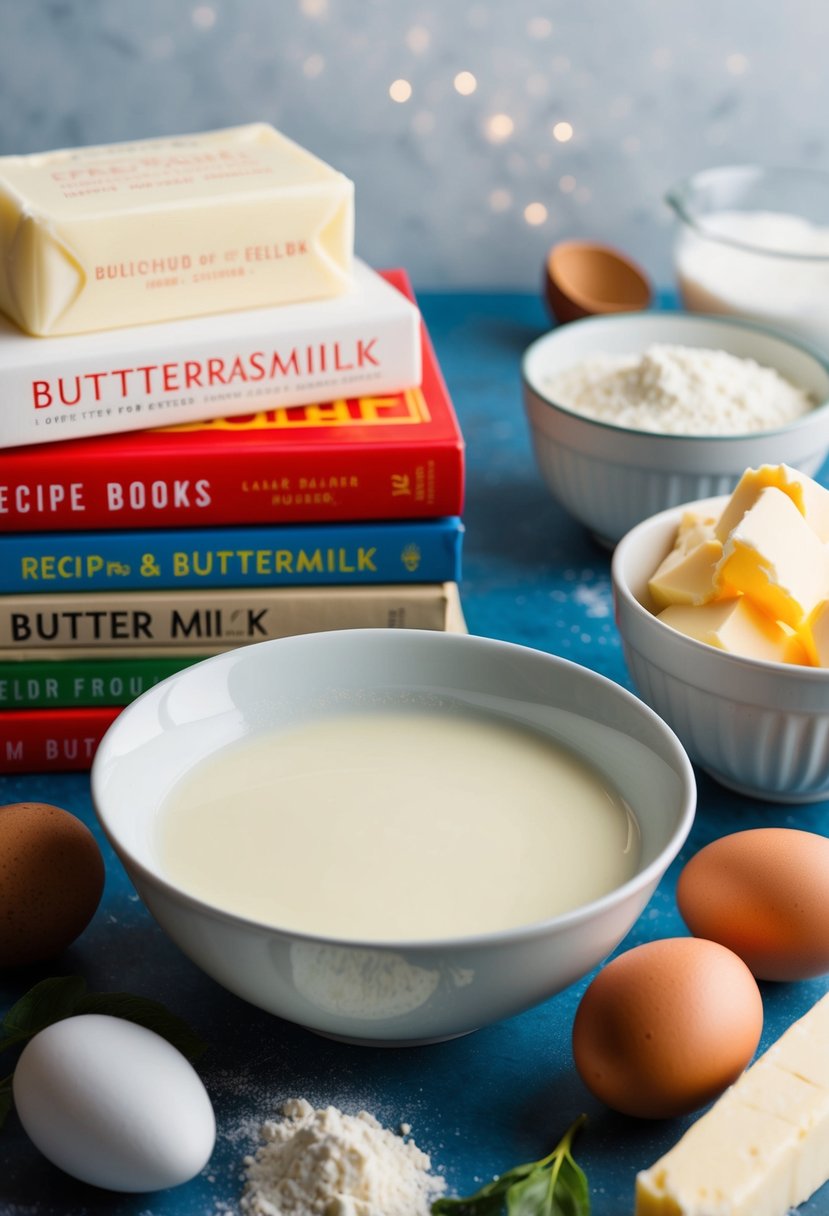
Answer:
[666,165,829,351]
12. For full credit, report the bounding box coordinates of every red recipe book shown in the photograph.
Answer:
[0,706,122,773]
[0,271,465,532]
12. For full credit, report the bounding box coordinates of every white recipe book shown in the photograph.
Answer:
[0,260,422,449]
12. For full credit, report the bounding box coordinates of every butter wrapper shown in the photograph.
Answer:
[0,124,354,336]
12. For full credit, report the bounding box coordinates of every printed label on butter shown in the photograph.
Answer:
[0,124,354,336]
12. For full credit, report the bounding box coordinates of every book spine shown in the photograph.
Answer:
[0,645,235,660]
[0,518,464,593]
[0,656,208,708]
[0,294,466,533]
[0,707,122,773]
[0,583,462,648]
[0,287,420,449]
[0,440,464,532]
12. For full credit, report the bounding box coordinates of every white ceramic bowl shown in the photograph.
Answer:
[522,312,829,546]
[613,497,829,803]
[92,629,695,1046]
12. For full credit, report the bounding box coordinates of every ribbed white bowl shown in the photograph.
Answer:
[613,496,829,803]
[522,313,829,546]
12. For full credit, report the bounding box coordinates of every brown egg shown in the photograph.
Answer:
[572,937,763,1119]
[544,240,652,325]
[0,802,105,967]
[677,828,829,981]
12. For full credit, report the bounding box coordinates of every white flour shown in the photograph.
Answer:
[543,343,814,435]
[238,1098,446,1216]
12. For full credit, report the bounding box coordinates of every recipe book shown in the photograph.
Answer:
[0,260,421,448]
[0,517,464,593]
[1,271,465,530]
[0,582,466,649]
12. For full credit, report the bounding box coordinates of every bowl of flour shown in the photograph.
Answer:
[521,311,829,546]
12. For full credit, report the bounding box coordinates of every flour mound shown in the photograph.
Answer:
[239,1098,446,1216]
[543,343,814,435]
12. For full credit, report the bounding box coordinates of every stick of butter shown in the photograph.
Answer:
[635,993,829,1216]
[0,124,354,336]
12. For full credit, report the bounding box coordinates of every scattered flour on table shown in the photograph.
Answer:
[572,582,612,618]
[543,343,814,434]
[237,1097,446,1216]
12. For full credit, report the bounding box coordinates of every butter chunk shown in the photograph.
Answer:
[635,994,829,1216]
[648,512,726,610]
[778,622,812,667]
[801,601,829,668]
[0,124,354,335]
[716,464,829,543]
[716,486,829,629]
[658,597,801,663]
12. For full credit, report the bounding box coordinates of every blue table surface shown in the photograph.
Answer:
[2,292,828,1216]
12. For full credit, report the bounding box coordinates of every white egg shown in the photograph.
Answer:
[12,1013,215,1192]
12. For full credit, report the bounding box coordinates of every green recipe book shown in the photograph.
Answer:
[0,655,207,708]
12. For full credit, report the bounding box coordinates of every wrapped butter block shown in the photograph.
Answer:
[0,124,354,336]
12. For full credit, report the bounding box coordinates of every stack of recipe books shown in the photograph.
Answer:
[0,126,465,773]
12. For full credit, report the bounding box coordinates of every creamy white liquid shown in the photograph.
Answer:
[157,709,640,942]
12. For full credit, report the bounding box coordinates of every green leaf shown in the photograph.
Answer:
[0,976,87,1051]
[431,1117,589,1216]
[432,1192,509,1216]
[506,1168,554,1215]
[550,1156,590,1216]
[432,1160,536,1214]
[74,992,207,1061]
[0,1076,13,1130]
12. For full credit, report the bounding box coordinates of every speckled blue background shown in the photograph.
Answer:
[1,0,828,288]
[1,292,828,1215]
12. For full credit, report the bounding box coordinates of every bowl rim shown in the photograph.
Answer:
[91,629,697,954]
[521,310,829,442]
[667,163,829,263]
[612,496,829,681]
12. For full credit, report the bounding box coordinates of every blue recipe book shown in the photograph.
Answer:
[0,518,464,593]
